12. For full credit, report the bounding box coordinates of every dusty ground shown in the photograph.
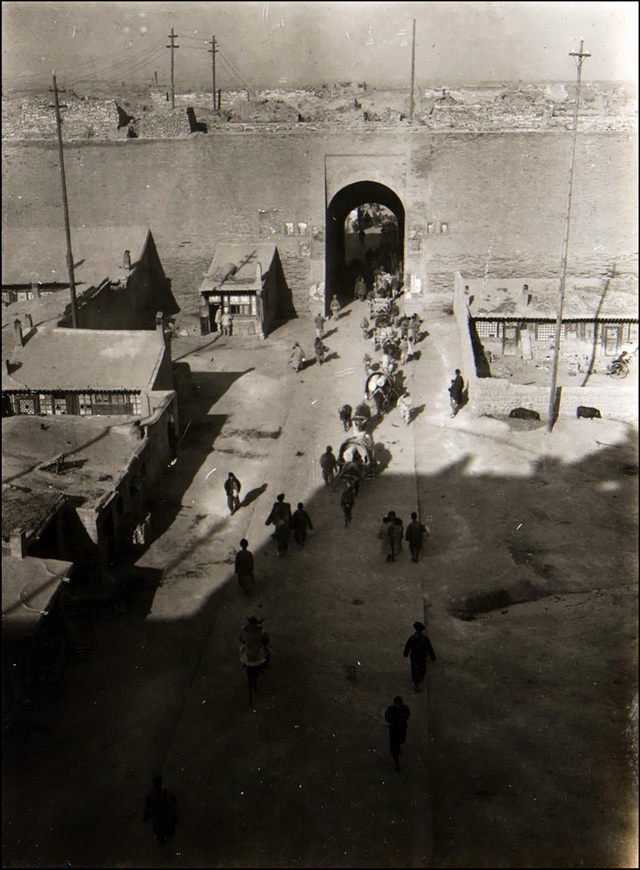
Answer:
[2,296,638,868]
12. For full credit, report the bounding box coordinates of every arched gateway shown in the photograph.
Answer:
[325,180,406,313]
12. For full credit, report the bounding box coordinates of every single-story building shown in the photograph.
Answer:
[2,314,176,419]
[463,277,638,365]
[198,243,288,338]
[2,226,178,331]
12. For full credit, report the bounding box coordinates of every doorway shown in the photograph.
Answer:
[326,181,405,313]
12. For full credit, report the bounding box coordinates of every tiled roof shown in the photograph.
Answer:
[2,326,165,391]
[2,487,67,538]
[2,226,151,288]
[465,276,639,320]
[199,243,278,292]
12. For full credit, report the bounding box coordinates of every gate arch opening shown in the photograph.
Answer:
[326,181,405,312]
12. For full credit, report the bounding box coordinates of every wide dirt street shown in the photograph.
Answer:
[3,296,638,869]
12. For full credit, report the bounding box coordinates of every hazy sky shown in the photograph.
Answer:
[2,1,638,90]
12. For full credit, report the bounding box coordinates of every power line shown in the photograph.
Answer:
[11,38,165,85]
[67,44,167,89]
[217,46,257,96]
[66,40,166,87]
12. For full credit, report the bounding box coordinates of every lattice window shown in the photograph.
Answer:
[475,321,500,338]
[18,397,36,415]
[78,393,93,416]
[38,393,53,415]
[535,323,565,341]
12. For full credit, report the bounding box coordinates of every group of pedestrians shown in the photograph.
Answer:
[384,621,437,771]
[377,510,429,564]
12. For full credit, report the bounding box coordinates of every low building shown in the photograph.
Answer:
[452,272,638,421]
[198,243,288,338]
[2,314,176,419]
[2,226,178,332]
[463,276,638,374]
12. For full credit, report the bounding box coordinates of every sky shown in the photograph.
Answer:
[2,1,638,91]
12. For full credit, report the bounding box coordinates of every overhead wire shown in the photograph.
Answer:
[66,41,166,88]
[10,37,166,85]
[217,45,257,95]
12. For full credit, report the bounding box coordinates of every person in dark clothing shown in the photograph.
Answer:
[448,369,464,417]
[224,472,241,515]
[265,493,292,555]
[319,445,338,489]
[314,336,329,365]
[234,538,255,595]
[386,511,404,562]
[405,512,429,563]
[291,502,313,547]
[144,775,178,845]
[403,621,436,692]
[340,482,356,527]
[384,696,411,771]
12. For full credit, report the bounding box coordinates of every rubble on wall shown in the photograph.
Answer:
[2,81,636,140]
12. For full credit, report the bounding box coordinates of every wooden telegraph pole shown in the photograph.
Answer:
[166,27,179,108]
[409,19,416,121]
[50,74,79,328]
[546,39,591,432]
[209,35,218,112]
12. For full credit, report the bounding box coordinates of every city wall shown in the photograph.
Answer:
[2,127,637,314]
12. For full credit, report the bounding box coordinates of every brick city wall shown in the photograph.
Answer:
[2,127,637,316]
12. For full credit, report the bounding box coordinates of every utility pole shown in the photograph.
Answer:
[208,35,218,112]
[50,74,79,328]
[546,39,591,432]
[409,18,416,121]
[166,27,179,108]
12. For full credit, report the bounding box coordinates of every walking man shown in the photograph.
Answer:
[291,502,314,547]
[314,313,325,338]
[224,472,241,515]
[221,310,233,336]
[398,392,413,426]
[384,696,411,771]
[340,482,356,527]
[386,510,404,561]
[329,295,341,321]
[403,621,437,692]
[289,342,305,373]
[314,335,329,365]
[448,368,464,417]
[234,538,255,595]
[143,775,178,846]
[265,493,292,555]
[405,512,429,563]
[319,445,338,489]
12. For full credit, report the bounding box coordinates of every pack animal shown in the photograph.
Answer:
[576,406,602,419]
[509,408,541,420]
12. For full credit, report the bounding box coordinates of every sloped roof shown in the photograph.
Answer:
[2,487,67,539]
[2,555,74,639]
[2,226,151,288]
[2,414,143,504]
[2,326,166,391]
[465,277,639,320]
[199,243,278,292]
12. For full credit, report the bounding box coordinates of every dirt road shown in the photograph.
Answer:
[3,299,637,868]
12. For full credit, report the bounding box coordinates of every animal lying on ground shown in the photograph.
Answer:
[576,406,602,419]
[509,408,540,420]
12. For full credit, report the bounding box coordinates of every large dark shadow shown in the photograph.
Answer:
[3,426,637,870]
